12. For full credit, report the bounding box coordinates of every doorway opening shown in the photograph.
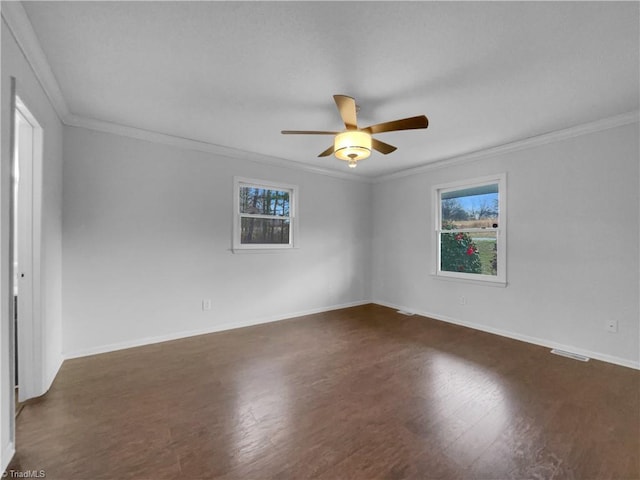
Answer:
[12,96,43,404]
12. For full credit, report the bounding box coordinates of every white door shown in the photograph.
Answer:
[13,99,41,402]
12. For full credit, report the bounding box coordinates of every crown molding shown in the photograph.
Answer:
[1,0,69,120]
[63,109,640,186]
[64,114,369,183]
[374,110,640,183]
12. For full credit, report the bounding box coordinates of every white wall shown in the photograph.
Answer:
[372,122,639,368]
[62,126,371,356]
[1,15,64,472]
[63,120,639,368]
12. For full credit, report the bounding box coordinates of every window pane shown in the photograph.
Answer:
[240,186,290,216]
[441,231,497,276]
[241,218,290,244]
[441,184,499,230]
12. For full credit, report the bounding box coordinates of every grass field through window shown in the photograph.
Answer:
[473,237,497,275]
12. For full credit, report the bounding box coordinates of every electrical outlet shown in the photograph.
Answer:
[202,299,212,311]
[605,319,618,333]
[458,296,467,305]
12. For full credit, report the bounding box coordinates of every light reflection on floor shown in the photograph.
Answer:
[231,359,291,466]
[420,351,511,465]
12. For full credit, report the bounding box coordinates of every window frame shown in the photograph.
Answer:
[433,173,507,286]
[232,177,298,252]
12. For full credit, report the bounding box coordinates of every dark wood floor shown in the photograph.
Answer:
[8,304,640,479]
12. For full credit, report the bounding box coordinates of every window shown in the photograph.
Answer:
[434,174,506,284]
[233,177,297,251]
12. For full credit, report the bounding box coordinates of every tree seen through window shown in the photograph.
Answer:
[239,186,291,244]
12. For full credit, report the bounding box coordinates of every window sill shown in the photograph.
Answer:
[430,273,507,288]
[231,247,299,254]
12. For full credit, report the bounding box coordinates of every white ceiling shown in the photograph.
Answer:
[20,1,640,178]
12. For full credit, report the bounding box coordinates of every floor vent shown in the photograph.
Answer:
[396,310,415,316]
[550,349,590,362]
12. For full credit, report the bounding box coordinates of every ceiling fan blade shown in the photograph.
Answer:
[318,145,334,157]
[333,95,358,130]
[281,130,339,135]
[372,138,397,155]
[363,115,428,134]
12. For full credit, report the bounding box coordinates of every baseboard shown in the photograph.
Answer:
[1,442,15,477]
[63,300,371,360]
[374,300,640,370]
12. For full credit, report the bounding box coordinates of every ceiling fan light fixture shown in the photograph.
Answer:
[282,94,428,167]
[334,131,371,165]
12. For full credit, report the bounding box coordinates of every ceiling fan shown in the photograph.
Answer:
[281,95,428,168]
